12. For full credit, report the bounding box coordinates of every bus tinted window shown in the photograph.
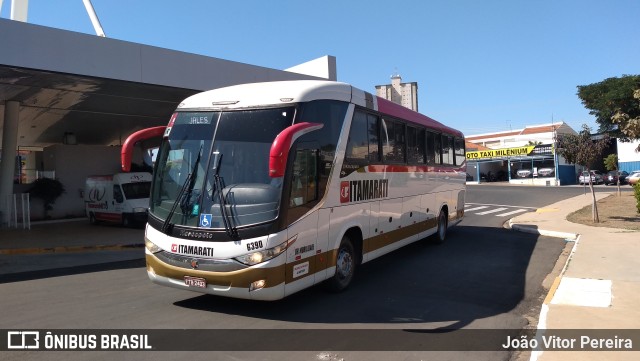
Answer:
[382,118,405,163]
[366,114,380,162]
[426,131,441,165]
[345,111,379,163]
[346,111,369,162]
[455,137,466,166]
[442,135,454,165]
[407,126,425,164]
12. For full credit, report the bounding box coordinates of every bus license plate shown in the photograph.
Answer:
[184,276,206,288]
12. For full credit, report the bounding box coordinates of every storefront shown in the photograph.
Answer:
[466,144,576,185]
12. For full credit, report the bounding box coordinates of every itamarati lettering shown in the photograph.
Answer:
[349,179,389,202]
[177,244,214,257]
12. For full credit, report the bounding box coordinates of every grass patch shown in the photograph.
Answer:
[567,193,640,230]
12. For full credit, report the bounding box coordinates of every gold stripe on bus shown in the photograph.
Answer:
[363,218,438,254]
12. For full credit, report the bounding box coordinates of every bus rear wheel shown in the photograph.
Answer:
[326,236,355,292]
[432,210,448,244]
[89,212,98,225]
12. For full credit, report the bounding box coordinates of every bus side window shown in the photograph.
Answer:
[426,131,441,165]
[289,149,318,208]
[455,137,466,166]
[442,135,454,165]
[381,118,405,163]
[407,126,426,164]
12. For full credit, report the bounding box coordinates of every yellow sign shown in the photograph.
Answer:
[466,146,535,160]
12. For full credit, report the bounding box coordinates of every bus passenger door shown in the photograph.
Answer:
[284,147,320,296]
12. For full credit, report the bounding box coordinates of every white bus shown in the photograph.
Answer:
[130,80,466,300]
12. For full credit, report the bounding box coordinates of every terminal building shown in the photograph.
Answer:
[0,17,336,225]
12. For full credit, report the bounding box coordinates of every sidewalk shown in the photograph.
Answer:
[508,192,640,361]
[0,219,145,275]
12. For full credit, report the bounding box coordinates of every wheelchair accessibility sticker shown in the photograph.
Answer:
[199,214,212,228]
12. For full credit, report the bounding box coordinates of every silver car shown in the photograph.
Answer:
[516,169,532,178]
[578,170,603,185]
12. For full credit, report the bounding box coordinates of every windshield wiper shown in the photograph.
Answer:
[161,145,203,234]
[211,152,240,241]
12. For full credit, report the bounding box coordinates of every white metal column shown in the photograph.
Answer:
[0,101,20,226]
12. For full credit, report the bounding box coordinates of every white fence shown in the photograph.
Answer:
[3,193,31,229]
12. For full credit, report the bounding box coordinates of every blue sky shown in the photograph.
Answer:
[2,0,639,136]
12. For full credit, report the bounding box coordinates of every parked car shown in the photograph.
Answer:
[537,168,554,177]
[604,170,629,185]
[627,171,640,186]
[578,170,604,185]
[516,169,532,178]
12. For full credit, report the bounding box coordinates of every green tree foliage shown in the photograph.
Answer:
[603,153,622,196]
[557,125,610,222]
[634,183,640,214]
[29,177,65,219]
[603,153,618,172]
[577,75,640,147]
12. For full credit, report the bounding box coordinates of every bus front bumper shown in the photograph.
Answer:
[145,253,286,301]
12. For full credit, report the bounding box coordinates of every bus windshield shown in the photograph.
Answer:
[149,107,295,230]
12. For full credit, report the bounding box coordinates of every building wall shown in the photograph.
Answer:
[42,145,122,219]
[375,75,418,111]
[617,139,640,172]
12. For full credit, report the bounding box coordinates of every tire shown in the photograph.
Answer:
[431,210,448,244]
[326,236,356,292]
[89,212,98,225]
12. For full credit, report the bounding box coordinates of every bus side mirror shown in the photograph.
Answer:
[268,122,323,178]
[121,126,166,172]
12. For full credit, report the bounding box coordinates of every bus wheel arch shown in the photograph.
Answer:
[326,227,362,292]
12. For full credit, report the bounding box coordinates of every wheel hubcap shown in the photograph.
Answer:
[336,249,353,280]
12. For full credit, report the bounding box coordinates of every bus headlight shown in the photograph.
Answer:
[234,236,296,266]
[145,239,163,254]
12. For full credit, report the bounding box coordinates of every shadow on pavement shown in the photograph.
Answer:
[174,225,564,328]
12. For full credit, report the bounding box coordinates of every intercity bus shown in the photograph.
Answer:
[129,80,466,300]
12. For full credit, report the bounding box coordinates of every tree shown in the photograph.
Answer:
[556,125,610,222]
[29,177,65,219]
[577,75,640,150]
[603,153,621,196]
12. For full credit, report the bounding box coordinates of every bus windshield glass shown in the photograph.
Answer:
[149,107,295,229]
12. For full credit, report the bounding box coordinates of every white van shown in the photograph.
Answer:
[84,172,152,226]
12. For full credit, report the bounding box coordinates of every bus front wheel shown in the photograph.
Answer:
[326,236,356,292]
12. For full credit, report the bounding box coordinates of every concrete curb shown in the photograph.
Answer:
[507,218,579,240]
[0,243,144,255]
[506,216,581,361]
